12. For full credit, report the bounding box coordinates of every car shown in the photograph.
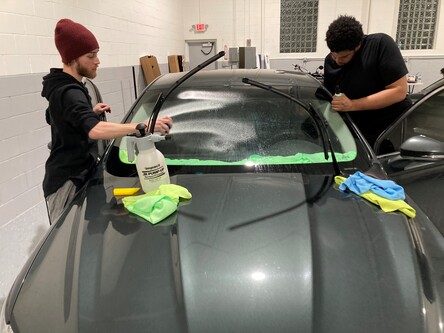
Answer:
[2,53,444,333]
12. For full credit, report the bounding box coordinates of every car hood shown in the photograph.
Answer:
[9,173,432,332]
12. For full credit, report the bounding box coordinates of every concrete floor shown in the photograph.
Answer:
[0,200,49,311]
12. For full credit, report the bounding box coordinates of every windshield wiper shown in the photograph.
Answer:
[148,51,226,134]
[241,77,341,175]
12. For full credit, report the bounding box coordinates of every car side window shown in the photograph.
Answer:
[404,89,444,142]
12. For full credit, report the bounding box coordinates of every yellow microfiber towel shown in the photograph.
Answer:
[335,176,416,218]
[122,184,192,224]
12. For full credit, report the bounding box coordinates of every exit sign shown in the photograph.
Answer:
[195,23,206,32]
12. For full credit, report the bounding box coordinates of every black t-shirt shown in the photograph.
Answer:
[324,33,411,146]
[41,69,100,197]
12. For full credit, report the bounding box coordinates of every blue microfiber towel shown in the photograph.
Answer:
[338,171,405,200]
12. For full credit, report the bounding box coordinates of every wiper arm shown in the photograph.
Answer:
[148,50,226,134]
[242,77,341,175]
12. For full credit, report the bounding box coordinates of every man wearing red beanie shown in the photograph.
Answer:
[42,18,173,223]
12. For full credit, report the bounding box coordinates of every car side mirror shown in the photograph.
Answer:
[387,135,444,171]
[400,135,444,160]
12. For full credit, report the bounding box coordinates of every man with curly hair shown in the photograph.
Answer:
[323,15,411,150]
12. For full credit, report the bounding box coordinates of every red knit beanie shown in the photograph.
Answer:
[54,18,99,64]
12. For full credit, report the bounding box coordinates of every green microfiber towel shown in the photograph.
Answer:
[335,176,416,218]
[122,184,192,224]
[146,184,192,203]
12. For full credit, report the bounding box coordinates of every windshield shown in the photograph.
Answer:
[108,75,369,176]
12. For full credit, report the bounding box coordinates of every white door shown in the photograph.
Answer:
[186,40,217,70]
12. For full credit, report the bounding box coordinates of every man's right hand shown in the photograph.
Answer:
[93,103,111,115]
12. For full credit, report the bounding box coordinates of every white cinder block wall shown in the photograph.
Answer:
[1,0,444,307]
[182,0,444,83]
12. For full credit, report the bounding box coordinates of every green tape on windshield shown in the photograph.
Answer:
[164,151,356,165]
[120,149,356,165]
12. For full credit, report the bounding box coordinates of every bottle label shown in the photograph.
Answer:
[141,164,166,182]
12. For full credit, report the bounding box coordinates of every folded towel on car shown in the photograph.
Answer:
[123,195,177,224]
[338,171,405,200]
[335,176,416,218]
[146,184,192,203]
[122,184,192,224]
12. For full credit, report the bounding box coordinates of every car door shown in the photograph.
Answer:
[375,84,444,235]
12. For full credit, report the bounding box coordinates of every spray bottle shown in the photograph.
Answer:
[334,85,342,98]
[126,123,170,193]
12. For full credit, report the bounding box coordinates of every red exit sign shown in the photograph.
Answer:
[195,23,206,32]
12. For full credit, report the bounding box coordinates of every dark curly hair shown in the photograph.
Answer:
[326,15,364,52]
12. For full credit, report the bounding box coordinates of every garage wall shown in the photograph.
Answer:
[182,0,444,57]
[182,0,444,85]
[0,0,185,76]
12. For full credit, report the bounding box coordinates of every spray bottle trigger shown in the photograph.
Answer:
[334,85,342,97]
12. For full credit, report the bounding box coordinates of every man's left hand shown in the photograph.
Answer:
[148,116,173,135]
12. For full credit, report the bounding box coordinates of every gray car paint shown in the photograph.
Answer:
[7,170,435,333]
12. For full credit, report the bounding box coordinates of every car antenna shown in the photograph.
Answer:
[242,77,341,175]
[148,51,225,134]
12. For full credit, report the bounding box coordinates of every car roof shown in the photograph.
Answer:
[421,77,444,94]
[150,68,323,90]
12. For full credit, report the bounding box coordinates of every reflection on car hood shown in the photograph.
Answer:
[11,173,429,332]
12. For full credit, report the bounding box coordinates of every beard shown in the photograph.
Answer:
[75,61,97,79]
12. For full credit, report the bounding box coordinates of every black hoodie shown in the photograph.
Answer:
[41,68,100,197]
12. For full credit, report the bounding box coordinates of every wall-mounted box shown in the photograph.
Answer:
[229,47,238,62]
[239,47,256,69]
